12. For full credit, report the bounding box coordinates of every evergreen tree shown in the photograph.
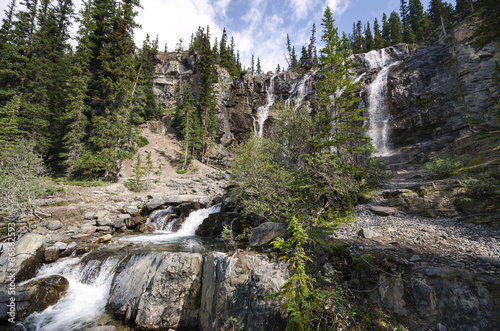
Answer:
[299,45,309,67]
[408,0,425,41]
[351,20,364,53]
[373,18,384,49]
[307,23,318,66]
[382,13,391,46]
[473,0,500,49]
[276,63,281,73]
[251,54,255,74]
[455,0,471,15]
[256,57,262,74]
[429,0,454,30]
[364,21,374,52]
[388,11,403,45]
[400,0,410,42]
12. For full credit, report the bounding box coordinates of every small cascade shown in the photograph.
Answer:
[21,255,121,331]
[151,206,176,231]
[126,204,221,243]
[287,70,317,109]
[256,74,277,136]
[366,61,401,156]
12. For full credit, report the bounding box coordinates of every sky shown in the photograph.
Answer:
[0,0,454,72]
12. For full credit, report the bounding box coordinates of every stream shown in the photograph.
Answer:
[16,204,222,331]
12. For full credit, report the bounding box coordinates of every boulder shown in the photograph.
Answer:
[80,224,97,234]
[44,246,60,262]
[134,223,155,233]
[369,206,397,216]
[249,222,287,247]
[0,275,68,320]
[174,202,201,218]
[199,252,289,331]
[358,228,381,239]
[112,218,126,229]
[0,233,45,283]
[84,212,95,220]
[45,220,63,231]
[107,252,203,330]
[96,217,113,227]
[124,217,145,230]
[61,242,77,257]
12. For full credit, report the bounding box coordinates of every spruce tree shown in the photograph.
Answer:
[400,0,410,42]
[373,18,384,49]
[388,11,403,45]
[382,13,391,46]
[256,57,262,74]
[408,0,425,42]
[364,21,374,52]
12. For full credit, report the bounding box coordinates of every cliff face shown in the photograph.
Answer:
[152,17,499,164]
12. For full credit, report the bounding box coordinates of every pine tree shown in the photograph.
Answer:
[472,0,500,49]
[388,11,403,45]
[382,13,391,46]
[364,21,374,52]
[373,18,384,49]
[256,57,262,75]
[408,0,425,42]
[307,23,318,66]
[251,54,255,74]
[429,0,454,29]
[351,20,364,53]
[400,0,410,42]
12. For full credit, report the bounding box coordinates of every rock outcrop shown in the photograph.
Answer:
[107,252,203,330]
[0,233,45,284]
[199,252,289,331]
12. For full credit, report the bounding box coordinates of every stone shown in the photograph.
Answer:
[112,218,126,229]
[199,252,289,331]
[124,217,145,230]
[44,246,61,262]
[45,220,63,231]
[358,228,381,239]
[0,233,45,283]
[93,234,112,244]
[94,210,109,220]
[125,205,139,216]
[96,217,113,227]
[96,226,112,232]
[369,206,397,216]
[107,252,203,330]
[134,223,155,233]
[61,242,77,257]
[117,213,131,221]
[84,212,95,220]
[80,224,96,234]
[71,233,91,239]
[83,327,118,331]
[410,255,421,262]
[0,275,68,320]
[249,222,287,247]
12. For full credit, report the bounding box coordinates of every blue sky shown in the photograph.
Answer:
[0,0,454,71]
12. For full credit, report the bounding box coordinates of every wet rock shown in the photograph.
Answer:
[83,327,117,331]
[45,220,63,231]
[0,275,68,320]
[61,242,77,257]
[112,218,126,229]
[108,252,203,330]
[199,252,289,331]
[249,222,287,247]
[0,233,45,283]
[44,246,60,263]
[134,223,155,233]
[124,217,145,230]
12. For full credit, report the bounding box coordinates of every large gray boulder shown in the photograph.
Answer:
[199,252,289,331]
[249,222,287,247]
[107,252,203,330]
[0,233,45,284]
[0,275,68,321]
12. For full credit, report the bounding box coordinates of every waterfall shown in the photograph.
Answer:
[125,204,221,243]
[21,255,121,331]
[364,49,402,156]
[287,70,317,110]
[256,74,277,136]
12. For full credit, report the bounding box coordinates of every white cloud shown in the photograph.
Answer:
[134,0,222,52]
[288,0,315,20]
[326,0,350,15]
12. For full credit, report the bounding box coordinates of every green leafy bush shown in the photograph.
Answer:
[425,155,464,179]
[135,135,149,148]
[463,175,500,198]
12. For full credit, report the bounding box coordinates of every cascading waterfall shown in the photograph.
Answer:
[364,49,401,156]
[256,74,277,136]
[21,255,121,331]
[287,70,317,109]
[125,204,221,243]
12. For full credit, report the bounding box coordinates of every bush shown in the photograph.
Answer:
[425,155,464,179]
[135,135,149,148]
[463,175,500,198]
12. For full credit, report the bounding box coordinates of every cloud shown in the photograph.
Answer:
[326,0,350,15]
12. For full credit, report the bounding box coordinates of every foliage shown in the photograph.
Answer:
[125,151,161,192]
[0,139,48,220]
[425,155,464,178]
[473,0,500,49]
[463,175,500,198]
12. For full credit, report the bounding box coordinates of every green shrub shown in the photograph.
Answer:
[463,175,500,198]
[425,155,464,179]
[135,135,149,148]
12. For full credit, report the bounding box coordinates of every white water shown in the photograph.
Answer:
[256,74,277,136]
[287,70,317,110]
[363,48,392,70]
[124,204,221,243]
[21,255,121,331]
[365,61,401,156]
